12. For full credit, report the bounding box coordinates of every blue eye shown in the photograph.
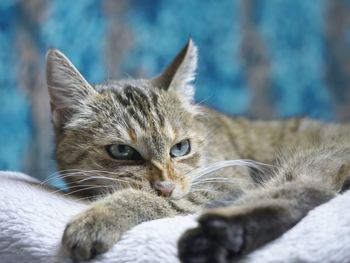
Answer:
[107,144,142,160]
[170,139,191,158]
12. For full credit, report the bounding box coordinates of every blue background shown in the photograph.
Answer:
[1,0,350,181]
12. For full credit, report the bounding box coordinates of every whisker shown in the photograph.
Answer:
[40,170,92,186]
[50,184,113,195]
[191,178,241,186]
[76,176,129,184]
[188,159,274,182]
[193,176,242,181]
[62,185,116,197]
[40,169,131,186]
[71,195,98,203]
[189,188,219,194]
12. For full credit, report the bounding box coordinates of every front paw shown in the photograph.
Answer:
[178,213,245,263]
[62,209,120,261]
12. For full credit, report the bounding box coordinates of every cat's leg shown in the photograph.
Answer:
[178,179,336,263]
[62,189,199,261]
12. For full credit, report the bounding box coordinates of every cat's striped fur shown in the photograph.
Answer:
[46,40,350,263]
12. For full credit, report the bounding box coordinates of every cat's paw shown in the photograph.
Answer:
[178,203,295,263]
[178,213,245,263]
[62,209,120,261]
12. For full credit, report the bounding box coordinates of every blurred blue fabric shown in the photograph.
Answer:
[1,0,350,181]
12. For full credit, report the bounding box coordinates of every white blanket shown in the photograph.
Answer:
[0,171,349,263]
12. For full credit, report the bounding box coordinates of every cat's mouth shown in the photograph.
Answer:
[169,187,187,200]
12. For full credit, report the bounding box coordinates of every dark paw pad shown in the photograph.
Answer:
[199,215,245,253]
[178,215,245,263]
[178,227,228,263]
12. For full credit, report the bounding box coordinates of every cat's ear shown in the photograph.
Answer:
[151,39,198,101]
[46,49,97,127]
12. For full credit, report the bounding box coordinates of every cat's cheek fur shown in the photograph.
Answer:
[171,177,192,200]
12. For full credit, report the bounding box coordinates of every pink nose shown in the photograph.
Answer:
[153,181,175,197]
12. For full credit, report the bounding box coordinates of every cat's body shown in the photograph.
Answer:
[46,40,350,263]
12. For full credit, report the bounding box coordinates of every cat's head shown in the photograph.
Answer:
[46,40,207,200]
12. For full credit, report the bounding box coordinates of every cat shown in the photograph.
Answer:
[46,39,350,263]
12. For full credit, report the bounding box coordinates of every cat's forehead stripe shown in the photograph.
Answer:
[115,85,165,131]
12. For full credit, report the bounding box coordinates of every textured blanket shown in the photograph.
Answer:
[0,171,349,263]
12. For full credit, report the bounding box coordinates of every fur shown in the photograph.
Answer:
[45,40,350,262]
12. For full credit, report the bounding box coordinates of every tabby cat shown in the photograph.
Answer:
[46,40,350,263]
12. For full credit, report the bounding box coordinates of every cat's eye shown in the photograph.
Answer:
[170,139,191,158]
[106,144,143,161]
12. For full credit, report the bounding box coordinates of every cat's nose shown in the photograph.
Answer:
[153,181,175,197]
